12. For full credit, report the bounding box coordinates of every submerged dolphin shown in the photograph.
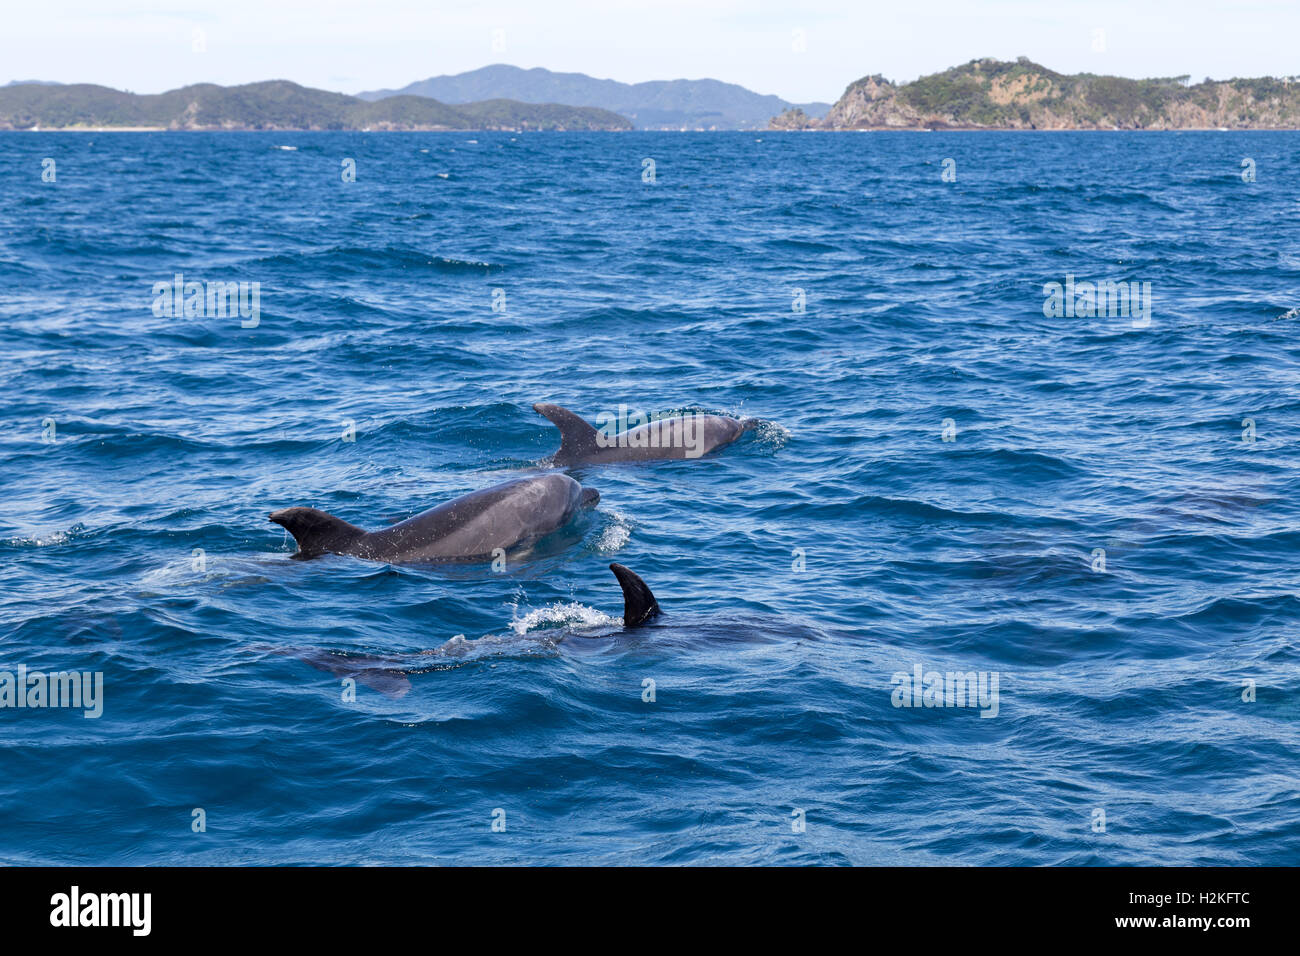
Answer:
[269,474,599,562]
[534,402,754,466]
[278,563,662,696]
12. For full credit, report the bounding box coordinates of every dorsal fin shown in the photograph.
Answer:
[534,403,600,463]
[268,507,366,560]
[609,563,661,627]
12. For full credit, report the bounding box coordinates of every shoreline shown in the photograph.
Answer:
[2,126,620,133]
[6,125,1300,132]
[2,126,636,133]
[795,125,1300,132]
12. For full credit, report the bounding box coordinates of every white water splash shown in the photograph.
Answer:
[5,528,76,547]
[509,601,621,636]
[594,511,632,553]
[748,418,791,451]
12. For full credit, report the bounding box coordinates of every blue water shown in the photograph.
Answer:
[1,131,1298,865]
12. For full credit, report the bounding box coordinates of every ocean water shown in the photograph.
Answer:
[1,130,1298,866]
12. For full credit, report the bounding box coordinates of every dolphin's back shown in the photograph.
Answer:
[535,402,751,464]
[359,474,587,561]
[617,414,745,460]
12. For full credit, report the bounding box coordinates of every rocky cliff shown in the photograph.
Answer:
[786,58,1300,130]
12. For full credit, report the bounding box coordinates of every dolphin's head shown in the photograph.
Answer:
[269,507,365,559]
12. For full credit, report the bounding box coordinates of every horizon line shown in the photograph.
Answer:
[11,56,1300,105]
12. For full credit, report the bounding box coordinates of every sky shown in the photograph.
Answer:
[2,1,1297,103]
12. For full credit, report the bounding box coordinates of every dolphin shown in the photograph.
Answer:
[534,402,754,466]
[275,563,662,696]
[269,473,599,563]
[607,562,662,626]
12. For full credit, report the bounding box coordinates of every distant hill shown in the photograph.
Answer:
[0,80,632,130]
[359,64,830,130]
[778,57,1300,130]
